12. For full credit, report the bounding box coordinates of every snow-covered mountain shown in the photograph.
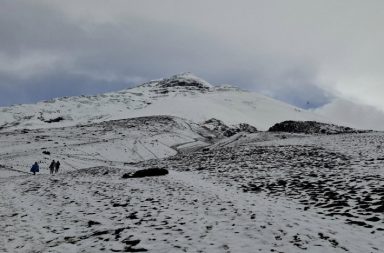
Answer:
[0,73,332,131]
[1,73,383,252]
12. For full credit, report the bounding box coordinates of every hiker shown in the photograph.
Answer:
[49,160,55,174]
[55,160,60,174]
[30,162,39,175]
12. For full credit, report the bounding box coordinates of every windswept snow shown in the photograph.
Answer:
[0,115,383,252]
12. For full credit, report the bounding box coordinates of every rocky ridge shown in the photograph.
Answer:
[269,120,370,134]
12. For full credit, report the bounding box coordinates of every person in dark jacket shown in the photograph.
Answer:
[30,162,39,175]
[49,160,55,174]
[55,160,60,174]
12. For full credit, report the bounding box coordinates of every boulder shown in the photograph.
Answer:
[122,168,169,178]
[268,120,366,134]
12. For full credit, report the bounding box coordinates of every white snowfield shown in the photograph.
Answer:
[0,116,213,173]
[0,73,333,132]
[0,74,382,252]
[0,113,383,253]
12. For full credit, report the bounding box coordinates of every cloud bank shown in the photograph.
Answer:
[0,0,383,129]
[314,99,384,131]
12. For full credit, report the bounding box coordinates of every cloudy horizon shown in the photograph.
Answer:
[1,0,384,128]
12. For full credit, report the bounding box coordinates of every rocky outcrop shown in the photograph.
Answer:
[201,118,257,137]
[156,73,213,90]
[268,120,367,134]
[238,123,258,133]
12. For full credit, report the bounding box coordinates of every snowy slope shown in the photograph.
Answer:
[1,122,383,252]
[0,116,215,175]
[0,73,332,131]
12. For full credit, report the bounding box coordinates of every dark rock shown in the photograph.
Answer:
[155,73,211,91]
[91,230,110,236]
[122,238,141,246]
[122,168,169,178]
[112,202,129,207]
[371,205,384,213]
[366,216,380,222]
[223,128,240,137]
[201,118,257,138]
[88,220,101,227]
[127,213,138,219]
[238,123,258,133]
[44,117,64,123]
[268,120,367,134]
[277,179,287,186]
[346,219,373,228]
[114,227,127,240]
[124,247,148,252]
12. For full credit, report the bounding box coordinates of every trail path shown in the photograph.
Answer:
[1,167,381,253]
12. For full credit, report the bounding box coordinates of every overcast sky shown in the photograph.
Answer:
[1,0,384,123]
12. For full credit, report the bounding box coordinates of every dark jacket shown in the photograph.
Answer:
[30,163,39,173]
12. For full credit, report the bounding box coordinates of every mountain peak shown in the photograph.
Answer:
[154,72,214,90]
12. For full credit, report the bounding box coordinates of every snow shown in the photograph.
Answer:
[0,74,333,132]
[0,113,383,252]
[0,74,382,252]
[0,116,211,173]
[0,167,25,178]
[313,98,384,131]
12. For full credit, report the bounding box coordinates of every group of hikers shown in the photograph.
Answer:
[30,160,61,175]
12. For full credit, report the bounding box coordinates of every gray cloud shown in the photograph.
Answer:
[0,69,139,105]
[0,0,383,115]
[314,99,384,131]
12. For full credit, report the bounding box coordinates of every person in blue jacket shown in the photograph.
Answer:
[30,162,39,175]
